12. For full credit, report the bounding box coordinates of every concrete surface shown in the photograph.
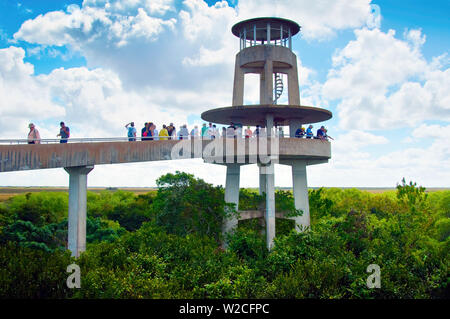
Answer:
[0,138,331,172]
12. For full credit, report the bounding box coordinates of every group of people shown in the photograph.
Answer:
[125,122,333,141]
[26,121,332,145]
[27,122,70,144]
[294,125,333,141]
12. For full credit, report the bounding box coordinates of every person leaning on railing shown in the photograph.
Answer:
[316,126,334,141]
[306,125,314,139]
[294,126,305,138]
[27,123,41,144]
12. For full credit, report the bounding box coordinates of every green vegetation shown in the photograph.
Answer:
[0,173,448,298]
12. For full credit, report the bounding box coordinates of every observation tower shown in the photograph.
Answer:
[201,17,332,249]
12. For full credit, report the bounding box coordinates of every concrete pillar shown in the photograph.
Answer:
[64,165,94,257]
[258,164,266,195]
[264,163,275,249]
[223,163,241,247]
[288,58,300,105]
[266,113,274,137]
[289,119,302,137]
[232,58,245,106]
[259,71,265,105]
[261,60,274,105]
[291,160,310,230]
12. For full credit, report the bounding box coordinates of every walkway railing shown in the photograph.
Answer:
[0,137,134,144]
[0,134,330,145]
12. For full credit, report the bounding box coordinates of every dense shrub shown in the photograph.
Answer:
[0,174,448,299]
[0,242,73,298]
[152,171,234,241]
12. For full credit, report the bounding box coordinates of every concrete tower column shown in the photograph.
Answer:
[223,163,241,246]
[64,165,94,257]
[291,160,310,230]
[288,57,300,105]
[258,164,266,195]
[266,113,274,136]
[261,60,274,105]
[232,59,245,106]
[289,119,302,137]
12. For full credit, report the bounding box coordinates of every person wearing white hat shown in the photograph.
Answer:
[27,123,41,144]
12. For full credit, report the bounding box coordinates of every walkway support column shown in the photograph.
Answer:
[223,163,241,247]
[291,160,310,230]
[64,165,94,257]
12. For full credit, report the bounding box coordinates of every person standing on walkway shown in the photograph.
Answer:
[153,125,159,141]
[125,122,136,141]
[207,123,214,139]
[167,123,175,140]
[141,122,148,141]
[190,125,199,139]
[245,126,252,138]
[27,123,41,144]
[148,122,155,140]
[159,124,169,140]
[179,124,189,140]
[306,125,313,139]
[201,123,208,139]
[57,122,70,143]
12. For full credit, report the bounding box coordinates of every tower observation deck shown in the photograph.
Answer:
[202,17,332,132]
[201,17,333,249]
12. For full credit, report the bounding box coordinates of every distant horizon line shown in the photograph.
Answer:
[1,186,449,190]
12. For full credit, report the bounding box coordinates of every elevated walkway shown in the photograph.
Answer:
[0,138,330,172]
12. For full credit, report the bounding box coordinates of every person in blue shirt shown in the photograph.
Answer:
[316,126,325,139]
[57,122,70,143]
[125,122,136,141]
[294,127,305,138]
[306,125,313,139]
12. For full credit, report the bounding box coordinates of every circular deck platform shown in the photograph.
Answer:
[201,104,332,126]
[231,17,301,40]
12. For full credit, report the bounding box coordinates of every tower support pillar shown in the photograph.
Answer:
[262,163,276,249]
[291,160,310,230]
[222,163,241,247]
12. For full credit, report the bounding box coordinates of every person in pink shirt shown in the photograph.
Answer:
[27,123,41,144]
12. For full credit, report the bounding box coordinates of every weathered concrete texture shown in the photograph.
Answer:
[280,159,310,230]
[65,166,93,257]
[239,210,288,220]
[222,163,241,248]
[237,45,297,70]
[0,138,331,172]
[263,164,276,249]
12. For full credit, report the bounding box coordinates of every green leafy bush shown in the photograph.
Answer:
[0,176,448,299]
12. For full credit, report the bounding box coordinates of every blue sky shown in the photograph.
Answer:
[0,0,449,187]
